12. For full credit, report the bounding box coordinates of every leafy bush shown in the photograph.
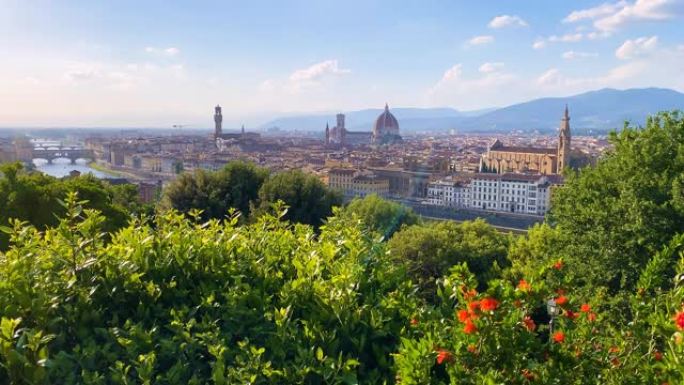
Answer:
[257,170,342,228]
[394,239,684,384]
[341,194,418,239]
[387,219,510,298]
[0,194,417,384]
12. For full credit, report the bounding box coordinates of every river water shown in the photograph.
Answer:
[34,159,116,179]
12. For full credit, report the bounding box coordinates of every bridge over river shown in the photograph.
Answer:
[30,147,95,164]
[14,140,95,165]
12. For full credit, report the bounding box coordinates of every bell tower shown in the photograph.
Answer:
[557,105,571,173]
[325,122,330,146]
[214,105,223,139]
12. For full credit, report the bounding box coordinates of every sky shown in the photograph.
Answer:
[1,0,683,128]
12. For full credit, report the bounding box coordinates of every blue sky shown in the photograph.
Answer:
[1,0,683,127]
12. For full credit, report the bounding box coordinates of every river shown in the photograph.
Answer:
[34,159,117,179]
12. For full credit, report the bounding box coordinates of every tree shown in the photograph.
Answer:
[387,219,510,296]
[340,194,418,238]
[549,111,684,292]
[162,160,269,221]
[0,163,134,249]
[257,170,342,227]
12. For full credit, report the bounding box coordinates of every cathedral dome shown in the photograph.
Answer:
[373,104,400,143]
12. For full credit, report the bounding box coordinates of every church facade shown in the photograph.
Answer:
[480,107,571,175]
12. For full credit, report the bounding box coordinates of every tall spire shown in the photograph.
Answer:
[325,122,330,146]
[384,103,389,111]
[557,105,571,173]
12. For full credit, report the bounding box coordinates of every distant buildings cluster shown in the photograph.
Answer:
[68,103,595,219]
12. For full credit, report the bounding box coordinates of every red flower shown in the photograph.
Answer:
[468,301,480,313]
[457,309,470,323]
[517,279,531,292]
[565,310,578,320]
[523,316,536,332]
[555,295,568,306]
[611,357,620,367]
[674,310,684,330]
[654,351,663,361]
[521,369,535,381]
[587,312,597,322]
[609,346,620,354]
[553,259,564,270]
[436,349,453,364]
[479,297,499,312]
[410,318,419,326]
[467,344,477,354]
[463,288,478,300]
[580,303,591,313]
[463,319,478,334]
[552,331,565,343]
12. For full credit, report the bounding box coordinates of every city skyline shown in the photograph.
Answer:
[1,0,683,127]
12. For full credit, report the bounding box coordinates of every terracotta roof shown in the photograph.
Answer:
[329,168,357,175]
[490,146,556,155]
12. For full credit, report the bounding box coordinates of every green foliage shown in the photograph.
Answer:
[257,170,342,228]
[549,111,684,292]
[387,219,510,297]
[0,196,417,384]
[394,241,684,384]
[162,160,269,221]
[0,163,136,250]
[341,194,418,239]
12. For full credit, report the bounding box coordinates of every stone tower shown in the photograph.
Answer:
[557,105,571,173]
[214,105,223,138]
[325,122,330,146]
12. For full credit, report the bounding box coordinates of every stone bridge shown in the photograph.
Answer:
[30,148,95,164]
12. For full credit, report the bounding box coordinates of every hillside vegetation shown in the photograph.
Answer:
[1,111,684,384]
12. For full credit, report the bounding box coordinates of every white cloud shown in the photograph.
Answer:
[427,42,684,110]
[564,0,680,32]
[478,62,504,73]
[562,50,599,60]
[488,15,528,28]
[466,35,494,46]
[536,68,562,86]
[534,31,607,49]
[60,60,186,91]
[289,59,350,82]
[532,39,547,49]
[428,63,518,109]
[145,46,181,56]
[615,36,658,59]
[563,1,628,23]
[548,33,584,43]
[439,64,463,82]
[260,59,351,95]
[536,61,650,90]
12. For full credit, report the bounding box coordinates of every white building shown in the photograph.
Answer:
[426,179,470,208]
[426,173,561,215]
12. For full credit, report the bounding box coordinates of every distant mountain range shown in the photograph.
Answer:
[259,88,684,134]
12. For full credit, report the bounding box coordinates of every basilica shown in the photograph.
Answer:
[326,104,402,147]
[480,107,571,175]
